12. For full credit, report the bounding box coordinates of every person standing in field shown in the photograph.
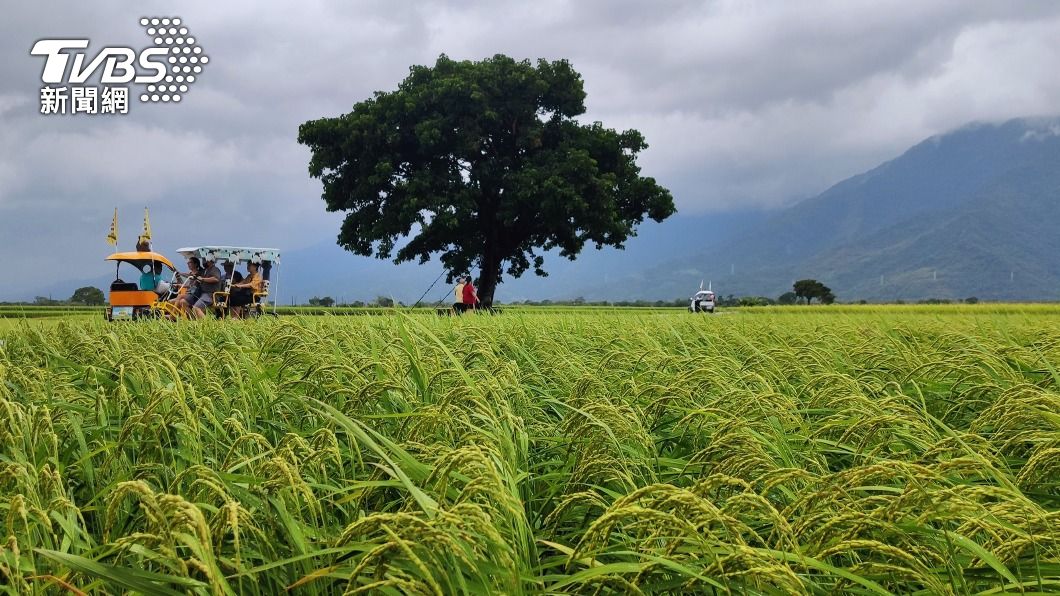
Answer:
[462,275,479,311]
[454,276,466,314]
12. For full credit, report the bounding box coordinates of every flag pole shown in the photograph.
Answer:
[106,207,119,248]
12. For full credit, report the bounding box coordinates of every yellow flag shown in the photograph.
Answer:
[139,207,152,244]
[106,208,118,246]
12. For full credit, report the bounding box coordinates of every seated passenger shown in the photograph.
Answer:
[151,262,171,296]
[221,261,244,286]
[170,257,202,316]
[229,262,263,318]
[191,258,223,320]
[139,262,164,291]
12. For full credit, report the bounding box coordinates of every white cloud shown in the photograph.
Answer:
[15,124,251,202]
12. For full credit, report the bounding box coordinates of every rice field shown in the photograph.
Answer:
[1,308,1058,594]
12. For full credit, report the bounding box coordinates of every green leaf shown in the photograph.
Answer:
[34,549,207,596]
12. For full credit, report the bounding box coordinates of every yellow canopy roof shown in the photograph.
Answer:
[105,251,176,270]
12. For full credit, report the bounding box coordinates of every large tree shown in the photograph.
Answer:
[298,54,674,306]
[793,279,834,305]
[69,286,104,306]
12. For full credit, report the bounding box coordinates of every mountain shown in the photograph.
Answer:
[5,210,762,304]
[14,118,1060,304]
[276,209,763,304]
[586,117,1060,302]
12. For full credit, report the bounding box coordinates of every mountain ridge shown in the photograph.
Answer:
[9,117,1060,304]
[580,116,1060,302]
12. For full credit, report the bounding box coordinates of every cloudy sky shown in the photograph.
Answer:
[2,0,1059,298]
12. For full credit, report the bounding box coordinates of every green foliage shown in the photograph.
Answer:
[738,295,774,307]
[69,286,105,306]
[298,54,675,306]
[1,310,1059,592]
[793,278,834,304]
[307,296,336,307]
[777,291,797,305]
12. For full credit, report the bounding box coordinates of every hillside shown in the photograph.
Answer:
[13,118,1060,304]
[586,117,1060,302]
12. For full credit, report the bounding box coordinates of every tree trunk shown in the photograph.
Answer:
[477,249,501,309]
[474,194,504,308]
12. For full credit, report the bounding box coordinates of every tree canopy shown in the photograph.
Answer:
[298,54,675,306]
[793,279,835,305]
[70,286,104,306]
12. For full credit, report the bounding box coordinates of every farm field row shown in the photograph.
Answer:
[6,302,1060,319]
[1,310,1058,593]
[0,304,683,319]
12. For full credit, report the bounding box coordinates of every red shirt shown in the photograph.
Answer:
[462,282,478,305]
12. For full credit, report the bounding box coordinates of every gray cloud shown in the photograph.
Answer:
[1,0,1059,297]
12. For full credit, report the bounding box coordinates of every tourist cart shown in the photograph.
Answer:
[174,246,280,318]
[104,251,177,321]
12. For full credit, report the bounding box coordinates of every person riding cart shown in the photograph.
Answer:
[175,246,280,318]
[103,251,177,321]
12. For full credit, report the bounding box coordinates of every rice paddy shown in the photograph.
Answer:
[1,307,1058,594]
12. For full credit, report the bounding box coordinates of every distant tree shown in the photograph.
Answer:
[777,292,797,305]
[792,280,815,304]
[69,286,105,305]
[34,296,61,306]
[298,54,675,307]
[716,294,739,307]
[739,296,773,307]
[793,279,833,304]
[964,296,979,304]
[373,296,395,308]
[319,296,336,307]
